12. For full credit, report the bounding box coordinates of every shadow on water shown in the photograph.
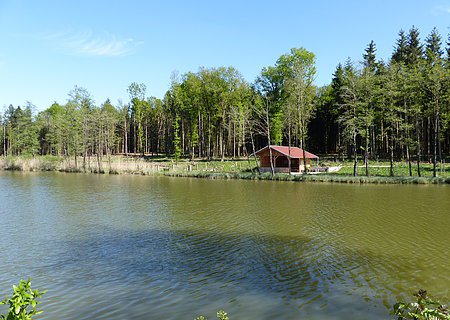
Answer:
[1,172,448,319]
[25,226,430,320]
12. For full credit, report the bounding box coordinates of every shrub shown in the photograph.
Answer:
[0,279,45,320]
[393,289,449,320]
[195,310,229,320]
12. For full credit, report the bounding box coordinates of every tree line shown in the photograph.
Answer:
[1,26,450,176]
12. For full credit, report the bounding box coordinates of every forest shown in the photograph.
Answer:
[1,26,450,177]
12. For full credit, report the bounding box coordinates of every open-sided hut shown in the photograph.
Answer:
[254,145,319,173]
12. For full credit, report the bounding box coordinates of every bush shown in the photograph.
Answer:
[393,289,449,320]
[0,279,45,320]
[195,310,229,320]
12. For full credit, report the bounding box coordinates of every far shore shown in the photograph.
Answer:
[1,155,449,185]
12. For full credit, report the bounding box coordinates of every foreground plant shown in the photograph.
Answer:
[0,279,45,320]
[393,289,449,320]
[195,310,229,320]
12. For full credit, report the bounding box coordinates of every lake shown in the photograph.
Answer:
[0,171,448,319]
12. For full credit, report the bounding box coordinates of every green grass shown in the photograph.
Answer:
[164,171,450,184]
[321,160,450,178]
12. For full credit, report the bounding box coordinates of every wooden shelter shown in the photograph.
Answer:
[254,145,319,173]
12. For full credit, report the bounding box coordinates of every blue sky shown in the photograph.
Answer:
[1,0,450,111]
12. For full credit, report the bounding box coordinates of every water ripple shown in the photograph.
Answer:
[0,173,448,319]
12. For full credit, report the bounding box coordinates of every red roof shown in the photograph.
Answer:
[254,145,319,159]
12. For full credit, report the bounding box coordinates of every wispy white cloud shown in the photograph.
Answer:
[431,5,450,15]
[42,30,143,57]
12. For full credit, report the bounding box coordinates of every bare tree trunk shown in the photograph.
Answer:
[269,146,275,176]
[233,121,236,159]
[404,103,412,176]
[208,113,211,160]
[288,124,292,175]
[337,123,342,161]
[243,143,254,174]
[416,116,421,177]
[200,112,203,158]
[427,116,431,158]
[3,125,6,156]
[437,115,442,173]
[353,130,357,177]
[73,136,78,169]
[180,119,184,156]
[433,111,438,177]
[266,110,274,176]
[371,124,376,160]
[380,121,384,158]
[247,119,259,173]
[390,131,394,177]
[122,118,127,156]
[406,142,412,176]
[221,118,225,161]
[83,148,86,171]
[365,127,369,176]
[301,117,308,174]
[96,148,101,173]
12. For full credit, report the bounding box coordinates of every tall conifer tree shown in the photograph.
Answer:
[363,40,377,71]
[425,27,443,65]
[392,30,408,64]
[446,33,450,63]
[406,26,423,66]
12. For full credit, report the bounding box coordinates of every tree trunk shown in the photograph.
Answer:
[288,124,292,175]
[208,113,211,160]
[233,121,236,159]
[433,111,438,177]
[353,130,357,177]
[247,119,259,174]
[73,135,78,169]
[437,115,442,173]
[337,123,342,161]
[365,127,369,176]
[3,125,6,156]
[269,145,275,176]
[371,124,376,160]
[415,115,421,177]
[390,131,394,177]
[265,109,274,176]
[406,142,412,176]
[427,116,431,158]
[96,147,101,173]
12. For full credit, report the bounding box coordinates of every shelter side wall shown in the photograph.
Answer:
[260,156,271,167]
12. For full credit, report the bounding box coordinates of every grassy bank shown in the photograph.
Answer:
[1,155,449,184]
[165,171,450,184]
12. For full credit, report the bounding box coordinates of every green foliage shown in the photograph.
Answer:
[0,279,45,320]
[393,289,449,320]
[2,104,39,156]
[195,310,229,320]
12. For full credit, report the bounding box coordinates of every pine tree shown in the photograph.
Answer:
[446,33,450,63]
[425,27,443,65]
[392,30,408,64]
[363,40,377,71]
[330,64,346,158]
[406,26,423,66]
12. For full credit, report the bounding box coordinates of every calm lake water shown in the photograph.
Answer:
[0,171,448,319]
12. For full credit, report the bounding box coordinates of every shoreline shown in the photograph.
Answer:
[164,171,450,184]
[1,156,449,185]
